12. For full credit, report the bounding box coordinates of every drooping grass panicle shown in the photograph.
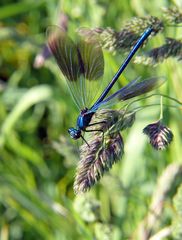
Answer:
[78,27,124,52]
[134,37,182,66]
[78,16,163,53]
[107,16,163,52]
[112,111,136,132]
[78,26,143,52]
[74,93,178,192]
[123,16,164,35]
[74,108,137,193]
[90,109,122,133]
[91,109,136,134]
[143,120,173,150]
[74,133,124,194]
[162,6,182,24]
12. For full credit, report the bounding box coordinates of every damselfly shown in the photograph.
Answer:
[47,26,164,145]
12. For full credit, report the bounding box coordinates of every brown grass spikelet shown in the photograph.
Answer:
[143,120,173,150]
[91,109,135,134]
[78,27,126,52]
[134,38,182,66]
[162,6,182,24]
[74,133,124,194]
[123,16,164,35]
[78,16,163,53]
[74,109,136,194]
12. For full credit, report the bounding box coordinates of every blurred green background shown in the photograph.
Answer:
[0,0,182,239]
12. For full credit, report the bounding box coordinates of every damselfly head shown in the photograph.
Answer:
[68,128,90,147]
[68,128,81,139]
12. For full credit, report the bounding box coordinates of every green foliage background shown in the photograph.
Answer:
[0,0,182,239]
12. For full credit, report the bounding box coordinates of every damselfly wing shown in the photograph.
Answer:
[47,26,104,110]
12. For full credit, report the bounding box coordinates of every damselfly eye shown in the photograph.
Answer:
[68,128,81,139]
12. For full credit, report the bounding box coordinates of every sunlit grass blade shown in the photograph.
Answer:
[0,85,52,146]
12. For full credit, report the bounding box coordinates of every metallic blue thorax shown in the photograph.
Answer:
[76,109,94,130]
